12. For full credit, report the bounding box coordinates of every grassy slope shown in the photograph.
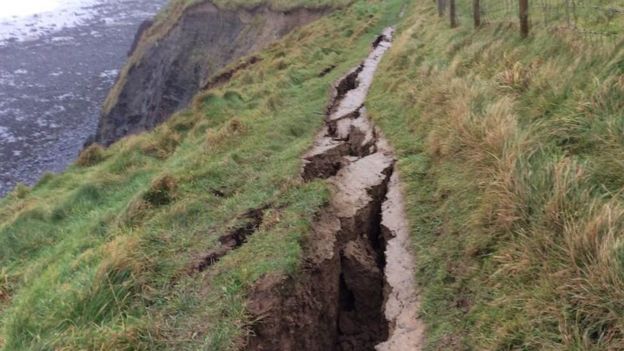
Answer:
[0,0,406,349]
[369,2,624,350]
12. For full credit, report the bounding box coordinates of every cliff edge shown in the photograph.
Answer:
[94,0,328,145]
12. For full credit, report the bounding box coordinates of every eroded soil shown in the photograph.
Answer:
[194,206,268,272]
[247,28,424,351]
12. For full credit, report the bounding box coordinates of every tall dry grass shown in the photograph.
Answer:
[367,1,624,349]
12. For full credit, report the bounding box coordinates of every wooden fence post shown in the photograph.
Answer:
[519,0,529,38]
[473,0,481,28]
[438,0,447,17]
[450,0,458,28]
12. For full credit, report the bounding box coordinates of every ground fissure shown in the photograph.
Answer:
[194,205,268,272]
[247,28,424,351]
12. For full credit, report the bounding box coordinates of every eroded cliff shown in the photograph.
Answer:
[94,1,327,145]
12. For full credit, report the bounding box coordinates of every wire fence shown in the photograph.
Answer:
[437,0,624,45]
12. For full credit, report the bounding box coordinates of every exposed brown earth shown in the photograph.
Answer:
[201,55,262,91]
[194,206,268,272]
[246,28,424,351]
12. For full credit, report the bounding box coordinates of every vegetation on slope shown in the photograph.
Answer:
[368,2,624,350]
[0,0,405,349]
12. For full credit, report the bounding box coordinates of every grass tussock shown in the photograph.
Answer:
[143,175,178,206]
[9,184,30,200]
[139,125,182,160]
[205,118,248,150]
[368,2,624,350]
[76,144,106,167]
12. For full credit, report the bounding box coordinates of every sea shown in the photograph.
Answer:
[0,0,167,197]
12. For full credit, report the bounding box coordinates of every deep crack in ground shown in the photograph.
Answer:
[247,28,424,351]
[194,205,268,272]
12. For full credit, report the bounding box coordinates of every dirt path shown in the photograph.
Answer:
[247,28,424,351]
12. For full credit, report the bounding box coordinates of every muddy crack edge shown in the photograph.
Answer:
[247,28,424,351]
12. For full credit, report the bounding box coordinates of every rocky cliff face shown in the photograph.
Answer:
[94,1,327,145]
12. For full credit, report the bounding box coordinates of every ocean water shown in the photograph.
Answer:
[0,0,167,197]
[0,0,67,18]
[0,0,101,44]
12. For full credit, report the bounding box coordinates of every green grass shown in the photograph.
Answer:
[368,2,624,350]
[0,0,406,349]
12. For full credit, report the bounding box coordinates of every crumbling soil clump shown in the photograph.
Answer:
[194,206,267,272]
